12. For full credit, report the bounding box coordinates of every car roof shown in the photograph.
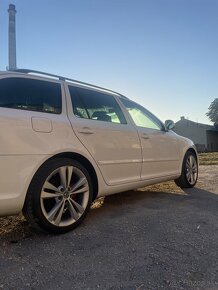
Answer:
[0,69,129,100]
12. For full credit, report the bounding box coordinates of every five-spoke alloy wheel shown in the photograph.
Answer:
[23,158,93,234]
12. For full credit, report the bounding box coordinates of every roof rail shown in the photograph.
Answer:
[12,69,128,99]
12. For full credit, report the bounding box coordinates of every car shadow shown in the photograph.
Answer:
[89,186,218,219]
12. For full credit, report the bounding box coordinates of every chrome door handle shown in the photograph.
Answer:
[141,133,149,139]
[78,127,94,135]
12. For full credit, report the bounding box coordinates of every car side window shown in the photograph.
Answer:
[0,77,62,114]
[69,86,127,124]
[121,98,164,130]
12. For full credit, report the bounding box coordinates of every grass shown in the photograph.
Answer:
[199,152,218,165]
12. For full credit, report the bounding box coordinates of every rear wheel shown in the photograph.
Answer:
[175,151,198,188]
[23,158,93,234]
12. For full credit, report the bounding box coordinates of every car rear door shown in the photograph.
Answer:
[65,84,142,186]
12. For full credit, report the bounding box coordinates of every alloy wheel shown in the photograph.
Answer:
[40,165,89,227]
[185,155,198,185]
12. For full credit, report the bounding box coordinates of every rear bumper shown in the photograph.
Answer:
[0,194,25,216]
[0,155,48,216]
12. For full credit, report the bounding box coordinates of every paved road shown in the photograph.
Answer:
[0,166,218,290]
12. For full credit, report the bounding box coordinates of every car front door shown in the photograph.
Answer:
[66,85,142,186]
[120,98,180,180]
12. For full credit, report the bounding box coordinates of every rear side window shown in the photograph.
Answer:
[0,77,62,114]
[69,86,127,124]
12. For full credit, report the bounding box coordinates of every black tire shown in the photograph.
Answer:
[175,151,198,188]
[23,158,93,234]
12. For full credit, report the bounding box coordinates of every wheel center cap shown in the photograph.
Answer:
[63,191,70,198]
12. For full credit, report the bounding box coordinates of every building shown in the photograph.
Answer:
[174,117,218,152]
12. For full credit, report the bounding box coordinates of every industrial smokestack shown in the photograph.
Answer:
[8,4,17,70]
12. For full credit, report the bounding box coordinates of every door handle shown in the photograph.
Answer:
[141,133,149,139]
[78,127,94,135]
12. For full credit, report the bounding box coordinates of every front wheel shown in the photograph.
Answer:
[23,158,93,234]
[175,151,198,188]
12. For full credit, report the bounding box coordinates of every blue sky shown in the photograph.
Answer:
[1,0,217,124]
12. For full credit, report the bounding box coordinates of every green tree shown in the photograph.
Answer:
[206,98,218,127]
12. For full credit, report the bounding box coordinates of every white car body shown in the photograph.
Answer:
[0,70,197,219]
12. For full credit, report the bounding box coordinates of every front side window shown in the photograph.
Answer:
[121,98,164,130]
[0,77,62,114]
[69,86,127,124]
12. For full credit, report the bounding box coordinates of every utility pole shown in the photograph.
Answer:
[8,4,17,70]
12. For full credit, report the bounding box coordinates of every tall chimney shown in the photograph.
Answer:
[8,4,17,70]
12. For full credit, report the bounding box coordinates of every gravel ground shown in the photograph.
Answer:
[0,165,218,290]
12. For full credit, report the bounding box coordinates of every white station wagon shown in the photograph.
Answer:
[0,69,198,234]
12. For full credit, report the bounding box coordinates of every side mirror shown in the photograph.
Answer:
[165,119,175,131]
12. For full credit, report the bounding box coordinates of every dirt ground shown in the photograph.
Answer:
[0,165,218,290]
[197,165,218,193]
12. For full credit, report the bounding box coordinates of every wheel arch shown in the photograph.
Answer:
[50,152,99,200]
[186,147,198,163]
[178,146,198,175]
[23,152,99,211]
